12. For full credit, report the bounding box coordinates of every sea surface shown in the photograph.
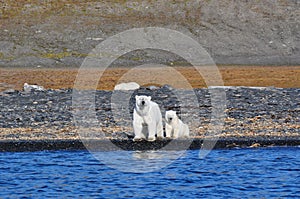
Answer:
[0,147,299,198]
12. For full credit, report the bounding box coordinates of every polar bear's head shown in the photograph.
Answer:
[135,95,151,107]
[165,110,178,123]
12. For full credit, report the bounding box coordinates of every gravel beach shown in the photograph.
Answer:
[0,86,299,151]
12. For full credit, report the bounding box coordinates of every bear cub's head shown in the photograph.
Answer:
[165,110,178,123]
[135,95,151,108]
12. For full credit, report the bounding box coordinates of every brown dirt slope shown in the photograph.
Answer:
[0,66,299,91]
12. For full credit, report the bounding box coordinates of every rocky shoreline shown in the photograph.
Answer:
[1,137,300,152]
[0,86,299,151]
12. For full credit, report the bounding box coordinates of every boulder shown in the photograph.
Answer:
[114,82,140,91]
[23,83,45,92]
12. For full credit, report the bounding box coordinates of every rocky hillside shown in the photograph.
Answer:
[0,0,299,67]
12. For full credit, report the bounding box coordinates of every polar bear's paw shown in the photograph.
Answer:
[133,136,144,142]
[165,136,172,140]
[147,136,156,142]
[156,136,164,140]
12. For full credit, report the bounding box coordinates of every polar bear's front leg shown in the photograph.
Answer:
[165,123,172,138]
[147,122,156,141]
[156,121,164,139]
[133,112,145,141]
[133,122,144,141]
[183,124,190,138]
[173,127,180,139]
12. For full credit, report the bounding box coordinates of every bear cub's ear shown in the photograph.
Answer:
[135,95,139,100]
[147,96,151,101]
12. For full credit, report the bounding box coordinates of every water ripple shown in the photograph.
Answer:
[0,147,299,198]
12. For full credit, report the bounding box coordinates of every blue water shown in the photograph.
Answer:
[0,147,299,198]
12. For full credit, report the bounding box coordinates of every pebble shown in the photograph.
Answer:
[0,87,299,140]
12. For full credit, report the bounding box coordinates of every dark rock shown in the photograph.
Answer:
[0,87,299,139]
[1,137,300,152]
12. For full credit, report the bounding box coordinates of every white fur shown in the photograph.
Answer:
[133,95,163,141]
[165,110,189,138]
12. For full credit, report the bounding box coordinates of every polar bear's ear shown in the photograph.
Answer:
[135,95,139,100]
[147,96,151,101]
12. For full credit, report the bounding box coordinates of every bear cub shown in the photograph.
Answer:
[165,110,189,138]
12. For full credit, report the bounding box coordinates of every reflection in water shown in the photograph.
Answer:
[133,150,186,160]
[93,150,186,173]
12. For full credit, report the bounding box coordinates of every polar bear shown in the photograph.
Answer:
[165,110,189,138]
[133,95,163,141]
